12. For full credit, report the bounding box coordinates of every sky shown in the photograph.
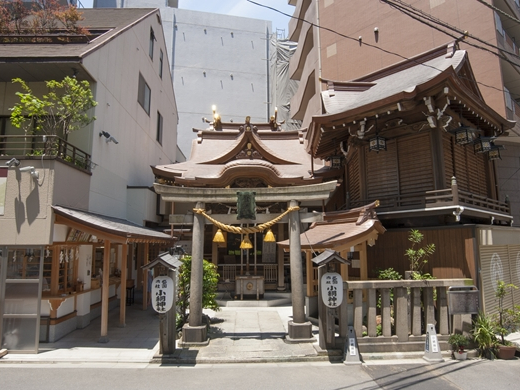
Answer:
[79,1,294,37]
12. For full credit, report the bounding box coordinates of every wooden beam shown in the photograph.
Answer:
[306,251,313,297]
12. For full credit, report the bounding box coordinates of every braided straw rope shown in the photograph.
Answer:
[193,206,300,234]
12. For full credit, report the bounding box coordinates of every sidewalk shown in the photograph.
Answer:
[1,296,519,365]
[0,300,332,365]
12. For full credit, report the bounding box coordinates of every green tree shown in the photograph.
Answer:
[405,229,435,278]
[9,76,97,136]
[177,256,220,327]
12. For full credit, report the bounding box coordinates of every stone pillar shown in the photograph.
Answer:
[181,201,208,345]
[277,223,285,290]
[286,200,314,343]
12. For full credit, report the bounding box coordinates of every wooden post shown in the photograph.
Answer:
[119,244,128,327]
[306,251,313,297]
[99,240,110,343]
[318,265,327,349]
[142,242,149,311]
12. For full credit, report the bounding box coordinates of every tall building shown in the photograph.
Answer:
[1,8,177,349]
[95,0,289,158]
[289,0,520,225]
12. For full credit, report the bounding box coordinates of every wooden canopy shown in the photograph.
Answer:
[277,201,385,253]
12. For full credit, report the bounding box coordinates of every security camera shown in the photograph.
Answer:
[19,166,35,172]
[107,136,119,144]
[5,158,20,167]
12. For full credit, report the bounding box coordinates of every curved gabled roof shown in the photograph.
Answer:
[309,44,515,158]
[152,120,321,188]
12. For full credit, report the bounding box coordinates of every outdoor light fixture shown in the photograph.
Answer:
[473,136,494,153]
[263,229,275,242]
[488,144,505,161]
[19,166,39,180]
[369,135,387,152]
[5,158,20,167]
[330,155,343,169]
[450,126,479,145]
[240,234,253,249]
[213,229,226,243]
[369,117,386,153]
[99,131,119,144]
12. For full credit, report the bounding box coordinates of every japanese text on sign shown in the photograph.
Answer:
[151,276,174,313]
[320,272,343,308]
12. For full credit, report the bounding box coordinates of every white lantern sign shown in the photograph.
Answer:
[321,272,343,308]
[151,276,174,313]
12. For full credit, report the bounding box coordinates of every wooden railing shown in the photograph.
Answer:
[0,134,92,172]
[344,177,510,216]
[345,279,473,340]
[218,263,278,283]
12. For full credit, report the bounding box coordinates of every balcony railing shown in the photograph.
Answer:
[0,134,92,173]
[345,177,510,218]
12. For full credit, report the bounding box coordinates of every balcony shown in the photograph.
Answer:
[345,177,511,224]
[0,134,93,173]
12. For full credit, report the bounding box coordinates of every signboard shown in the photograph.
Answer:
[151,276,174,313]
[321,272,343,308]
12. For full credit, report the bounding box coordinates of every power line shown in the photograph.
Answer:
[384,0,520,60]
[475,0,520,26]
[247,0,520,101]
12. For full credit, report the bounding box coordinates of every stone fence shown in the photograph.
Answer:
[344,279,474,343]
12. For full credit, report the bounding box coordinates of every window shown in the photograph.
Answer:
[159,49,164,79]
[149,27,155,59]
[495,11,504,36]
[156,111,163,145]
[138,73,151,115]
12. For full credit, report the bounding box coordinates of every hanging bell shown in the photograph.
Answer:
[240,234,253,249]
[213,228,226,243]
[264,228,276,242]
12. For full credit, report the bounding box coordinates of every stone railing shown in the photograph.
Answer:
[345,278,474,341]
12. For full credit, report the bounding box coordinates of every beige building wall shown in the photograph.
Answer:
[78,11,177,223]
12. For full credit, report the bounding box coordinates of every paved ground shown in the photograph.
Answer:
[0,296,519,368]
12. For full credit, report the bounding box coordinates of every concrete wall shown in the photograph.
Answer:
[79,10,177,223]
[96,1,273,158]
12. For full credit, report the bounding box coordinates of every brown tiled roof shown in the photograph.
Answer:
[53,205,175,244]
[152,121,321,187]
[277,202,385,251]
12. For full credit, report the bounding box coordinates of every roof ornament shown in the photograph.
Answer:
[203,105,222,130]
[269,107,285,131]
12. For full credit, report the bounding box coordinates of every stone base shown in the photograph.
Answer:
[286,320,315,343]
[178,323,209,347]
[0,348,7,358]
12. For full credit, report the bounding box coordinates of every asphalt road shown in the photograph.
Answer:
[0,358,518,390]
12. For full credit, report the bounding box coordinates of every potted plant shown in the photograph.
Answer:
[472,311,498,359]
[493,281,519,360]
[448,333,470,360]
